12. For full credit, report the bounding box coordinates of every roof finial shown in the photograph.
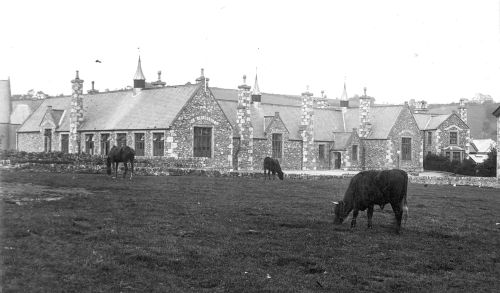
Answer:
[363,86,367,96]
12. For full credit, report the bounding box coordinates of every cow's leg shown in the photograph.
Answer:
[367,205,374,228]
[351,208,359,229]
[391,202,403,234]
[130,161,134,180]
[113,162,118,179]
[123,162,128,179]
[272,171,276,180]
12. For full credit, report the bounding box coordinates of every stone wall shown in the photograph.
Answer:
[342,132,361,170]
[236,82,253,170]
[17,133,44,152]
[300,91,315,170]
[388,106,423,172]
[169,86,233,170]
[436,114,470,159]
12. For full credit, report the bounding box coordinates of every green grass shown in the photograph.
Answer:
[1,170,499,292]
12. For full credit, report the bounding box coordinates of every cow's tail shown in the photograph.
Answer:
[402,173,409,227]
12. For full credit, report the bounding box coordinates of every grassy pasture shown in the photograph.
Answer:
[1,170,499,292]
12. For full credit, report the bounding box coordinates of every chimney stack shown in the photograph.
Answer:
[300,85,316,170]
[151,71,166,87]
[69,70,84,153]
[459,98,467,124]
[414,100,428,113]
[359,87,371,138]
[87,81,99,94]
[236,74,253,170]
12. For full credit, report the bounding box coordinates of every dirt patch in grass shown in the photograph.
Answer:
[1,170,499,292]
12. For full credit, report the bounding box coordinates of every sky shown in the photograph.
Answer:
[0,0,499,104]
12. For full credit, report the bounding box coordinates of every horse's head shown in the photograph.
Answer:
[106,157,112,175]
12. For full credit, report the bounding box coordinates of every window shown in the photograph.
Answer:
[427,132,432,146]
[117,133,127,147]
[319,144,325,161]
[449,132,458,145]
[272,133,282,159]
[85,134,94,155]
[44,129,52,152]
[153,133,164,156]
[452,152,461,162]
[401,137,412,160]
[135,133,145,156]
[101,134,110,155]
[352,145,358,161]
[61,134,69,153]
[193,127,211,157]
[445,151,451,159]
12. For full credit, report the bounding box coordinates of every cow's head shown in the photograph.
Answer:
[332,201,347,224]
[277,170,284,180]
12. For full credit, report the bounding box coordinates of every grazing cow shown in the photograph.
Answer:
[332,169,408,233]
[107,145,135,180]
[263,157,284,180]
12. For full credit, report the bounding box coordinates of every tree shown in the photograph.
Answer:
[476,149,497,177]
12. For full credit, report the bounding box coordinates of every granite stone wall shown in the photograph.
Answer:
[388,107,423,172]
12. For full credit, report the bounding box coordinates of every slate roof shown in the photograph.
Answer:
[211,87,302,106]
[413,113,450,130]
[18,84,200,132]
[344,105,403,139]
[331,132,352,150]
[470,138,495,153]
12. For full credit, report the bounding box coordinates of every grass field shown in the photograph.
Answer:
[1,170,499,292]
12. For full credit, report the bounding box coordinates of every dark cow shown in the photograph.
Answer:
[263,157,284,180]
[107,145,135,180]
[332,169,408,233]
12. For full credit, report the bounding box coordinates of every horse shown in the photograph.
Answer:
[263,157,284,180]
[107,145,135,179]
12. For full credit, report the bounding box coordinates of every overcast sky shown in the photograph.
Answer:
[1,0,499,104]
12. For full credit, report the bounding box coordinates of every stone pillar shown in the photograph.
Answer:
[359,87,371,138]
[459,98,467,124]
[236,75,253,170]
[300,86,315,170]
[69,71,84,153]
[0,79,11,150]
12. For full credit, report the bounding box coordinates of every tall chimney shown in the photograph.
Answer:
[300,85,316,170]
[69,70,84,153]
[196,68,210,92]
[359,87,371,138]
[459,98,467,124]
[236,75,253,170]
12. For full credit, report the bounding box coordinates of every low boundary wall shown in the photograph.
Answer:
[1,160,498,188]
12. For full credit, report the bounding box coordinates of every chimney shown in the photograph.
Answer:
[459,98,467,124]
[359,87,371,138]
[315,90,329,109]
[87,81,99,94]
[300,85,316,170]
[133,56,146,90]
[236,75,253,170]
[69,70,84,153]
[151,70,166,87]
[196,68,210,92]
[414,100,428,113]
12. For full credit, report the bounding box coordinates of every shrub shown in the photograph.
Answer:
[476,149,497,177]
[424,153,478,176]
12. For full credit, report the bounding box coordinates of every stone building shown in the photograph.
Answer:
[413,99,471,162]
[493,105,500,182]
[16,57,424,172]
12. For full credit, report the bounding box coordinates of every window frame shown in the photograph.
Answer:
[352,144,358,161]
[427,131,432,146]
[452,151,461,162]
[44,129,52,152]
[318,144,325,161]
[193,127,212,158]
[401,137,412,161]
[272,133,283,159]
[152,132,165,157]
[100,133,110,155]
[134,133,145,156]
[449,131,458,145]
[60,133,69,154]
[85,134,94,155]
[117,133,127,147]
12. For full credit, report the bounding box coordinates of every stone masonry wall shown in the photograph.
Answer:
[342,133,361,170]
[69,72,84,153]
[300,91,315,170]
[169,86,233,170]
[436,114,470,159]
[17,133,43,152]
[389,106,423,172]
[236,82,253,170]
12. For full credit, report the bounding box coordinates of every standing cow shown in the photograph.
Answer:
[332,169,408,233]
[263,157,284,180]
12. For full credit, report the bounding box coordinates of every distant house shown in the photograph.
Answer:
[16,57,424,172]
[413,100,470,162]
[468,138,496,164]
